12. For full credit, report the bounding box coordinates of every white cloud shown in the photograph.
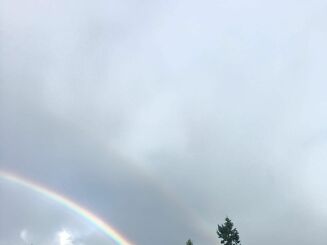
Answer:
[57,230,74,245]
[20,229,29,243]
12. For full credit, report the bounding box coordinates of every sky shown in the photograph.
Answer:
[1,0,327,244]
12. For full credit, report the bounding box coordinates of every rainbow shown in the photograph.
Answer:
[0,170,134,245]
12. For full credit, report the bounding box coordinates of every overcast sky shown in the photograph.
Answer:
[1,0,327,244]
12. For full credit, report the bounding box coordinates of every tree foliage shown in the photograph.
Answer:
[217,217,241,245]
[186,239,193,245]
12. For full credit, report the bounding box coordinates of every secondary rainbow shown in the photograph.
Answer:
[0,170,134,245]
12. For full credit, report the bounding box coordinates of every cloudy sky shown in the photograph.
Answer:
[1,0,327,244]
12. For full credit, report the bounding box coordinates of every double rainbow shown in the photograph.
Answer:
[0,170,134,245]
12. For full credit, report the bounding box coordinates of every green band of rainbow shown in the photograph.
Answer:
[0,170,134,245]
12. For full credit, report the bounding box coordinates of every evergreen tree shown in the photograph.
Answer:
[217,217,241,245]
[186,239,193,245]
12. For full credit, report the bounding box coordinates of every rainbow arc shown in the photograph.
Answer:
[0,170,134,245]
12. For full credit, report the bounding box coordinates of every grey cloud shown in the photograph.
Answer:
[1,0,327,244]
